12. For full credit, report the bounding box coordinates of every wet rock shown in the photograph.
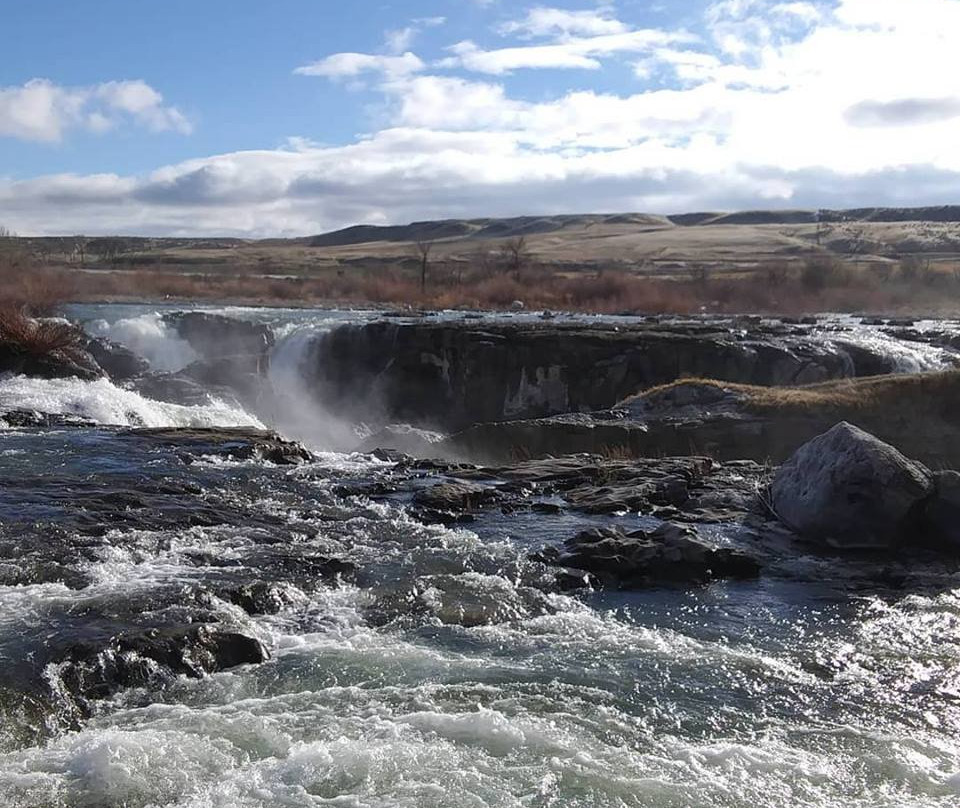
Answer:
[412,482,503,512]
[58,624,268,710]
[770,422,935,549]
[533,522,761,588]
[164,311,274,365]
[307,320,875,431]
[122,427,314,465]
[358,424,449,458]
[479,455,763,522]
[417,572,553,626]
[222,582,302,615]
[181,356,267,402]
[0,410,96,429]
[923,471,960,550]
[84,337,150,380]
[131,371,226,406]
[371,573,554,627]
[0,341,102,382]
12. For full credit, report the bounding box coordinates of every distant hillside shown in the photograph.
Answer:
[308,213,671,248]
[308,206,960,248]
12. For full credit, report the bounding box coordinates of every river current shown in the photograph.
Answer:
[0,305,959,807]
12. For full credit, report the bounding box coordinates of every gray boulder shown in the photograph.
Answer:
[770,422,934,549]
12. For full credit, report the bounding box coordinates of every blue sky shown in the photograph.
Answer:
[1,0,959,235]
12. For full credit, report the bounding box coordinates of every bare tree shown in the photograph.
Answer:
[71,235,89,267]
[501,236,530,279]
[415,240,434,292]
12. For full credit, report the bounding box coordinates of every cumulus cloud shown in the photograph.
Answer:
[0,78,191,142]
[6,0,960,235]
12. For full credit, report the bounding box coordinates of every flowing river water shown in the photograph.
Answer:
[0,305,959,807]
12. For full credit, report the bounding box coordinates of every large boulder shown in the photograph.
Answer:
[770,422,935,549]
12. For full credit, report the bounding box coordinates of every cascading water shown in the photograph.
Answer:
[1,306,959,807]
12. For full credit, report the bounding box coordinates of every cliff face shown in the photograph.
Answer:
[305,319,895,431]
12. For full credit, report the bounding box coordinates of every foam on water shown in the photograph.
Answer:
[86,313,198,373]
[0,376,263,429]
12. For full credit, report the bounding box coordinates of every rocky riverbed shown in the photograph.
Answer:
[1,305,959,807]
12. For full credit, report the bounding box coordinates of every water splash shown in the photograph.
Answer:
[0,376,263,429]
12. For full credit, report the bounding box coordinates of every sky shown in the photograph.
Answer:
[1,0,959,237]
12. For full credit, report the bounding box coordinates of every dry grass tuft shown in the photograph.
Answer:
[634,370,960,423]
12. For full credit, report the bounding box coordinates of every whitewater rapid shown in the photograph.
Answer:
[1,306,959,807]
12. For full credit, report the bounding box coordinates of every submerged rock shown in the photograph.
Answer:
[533,522,760,588]
[770,422,934,549]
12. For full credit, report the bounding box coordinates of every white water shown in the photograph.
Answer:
[87,313,198,373]
[825,323,954,374]
[2,307,960,806]
[0,376,263,429]
[264,324,366,451]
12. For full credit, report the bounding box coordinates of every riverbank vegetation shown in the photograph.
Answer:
[50,254,960,315]
[4,225,960,314]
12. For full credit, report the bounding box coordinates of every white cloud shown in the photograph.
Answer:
[385,16,446,54]
[441,29,697,74]
[499,6,629,39]
[7,0,960,235]
[385,27,418,54]
[295,52,425,80]
[0,78,190,142]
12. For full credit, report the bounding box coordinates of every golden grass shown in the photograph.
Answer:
[635,370,960,422]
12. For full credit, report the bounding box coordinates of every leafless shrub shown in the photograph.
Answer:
[0,305,81,356]
[800,255,850,292]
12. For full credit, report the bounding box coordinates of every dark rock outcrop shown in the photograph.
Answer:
[770,422,935,549]
[0,342,102,382]
[58,624,268,712]
[0,410,97,429]
[533,522,761,588]
[164,311,273,368]
[121,427,314,465]
[130,372,223,406]
[923,471,960,550]
[84,337,149,380]
[308,320,886,431]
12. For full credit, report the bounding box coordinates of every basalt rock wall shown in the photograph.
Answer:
[307,320,895,430]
